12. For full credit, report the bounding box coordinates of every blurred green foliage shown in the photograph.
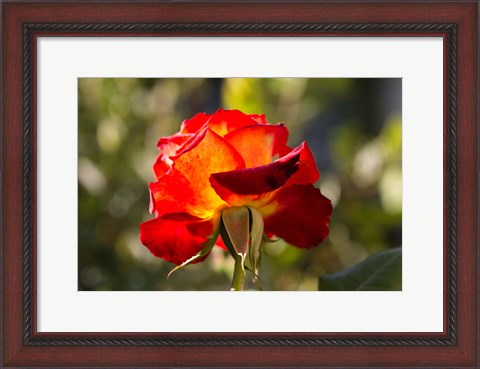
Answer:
[318,248,402,291]
[78,78,402,291]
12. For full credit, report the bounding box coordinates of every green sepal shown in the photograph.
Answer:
[244,264,263,291]
[219,223,238,260]
[220,206,266,290]
[247,207,264,281]
[221,207,250,258]
[219,221,246,291]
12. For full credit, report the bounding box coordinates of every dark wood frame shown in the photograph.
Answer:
[1,1,478,368]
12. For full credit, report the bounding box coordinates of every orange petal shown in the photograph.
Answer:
[150,128,245,218]
[224,124,289,167]
[140,216,213,265]
[261,184,332,248]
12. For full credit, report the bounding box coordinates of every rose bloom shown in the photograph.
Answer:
[140,109,332,265]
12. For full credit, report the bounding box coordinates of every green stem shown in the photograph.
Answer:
[231,255,245,291]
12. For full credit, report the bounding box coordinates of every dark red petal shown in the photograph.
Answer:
[150,128,245,218]
[210,142,308,199]
[140,217,213,265]
[224,124,289,168]
[180,112,211,134]
[262,184,332,248]
[286,141,320,186]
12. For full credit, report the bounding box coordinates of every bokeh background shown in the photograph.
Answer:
[78,78,402,291]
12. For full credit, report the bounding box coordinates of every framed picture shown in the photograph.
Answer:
[1,1,478,368]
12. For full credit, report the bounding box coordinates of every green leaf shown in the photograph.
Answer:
[318,248,402,291]
[167,226,220,278]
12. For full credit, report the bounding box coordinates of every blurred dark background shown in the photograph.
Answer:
[78,78,402,291]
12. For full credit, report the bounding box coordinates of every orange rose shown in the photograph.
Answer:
[140,109,332,273]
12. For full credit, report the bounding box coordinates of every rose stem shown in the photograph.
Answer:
[231,255,245,291]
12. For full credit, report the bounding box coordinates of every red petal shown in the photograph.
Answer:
[261,184,332,248]
[248,114,268,124]
[180,112,211,134]
[156,133,193,151]
[215,235,228,250]
[150,128,245,218]
[153,154,172,180]
[153,134,193,179]
[140,217,213,265]
[179,110,272,137]
[206,108,262,137]
[224,124,289,167]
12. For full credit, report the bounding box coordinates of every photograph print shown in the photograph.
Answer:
[78,77,402,291]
